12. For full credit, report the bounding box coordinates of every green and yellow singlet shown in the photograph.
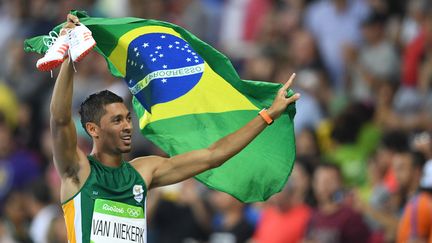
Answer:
[62,155,147,243]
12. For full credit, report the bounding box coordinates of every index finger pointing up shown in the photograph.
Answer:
[281,73,296,91]
[282,73,296,90]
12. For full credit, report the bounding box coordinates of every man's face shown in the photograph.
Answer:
[313,167,341,204]
[392,153,414,190]
[97,103,133,154]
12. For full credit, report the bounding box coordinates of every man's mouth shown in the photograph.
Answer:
[121,135,132,144]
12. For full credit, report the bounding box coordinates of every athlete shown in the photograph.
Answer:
[50,15,300,243]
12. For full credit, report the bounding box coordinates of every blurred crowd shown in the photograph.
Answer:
[0,0,432,242]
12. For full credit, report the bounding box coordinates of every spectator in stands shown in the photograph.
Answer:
[253,158,313,243]
[303,162,370,243]
[1,191,32,243]
[347,11,400,102]
[327,102,380,186]
[392,150,427,213]
[26,179,61,243]
[397,154,431,243]
[0,112,41,204]
[149,179,210,243]
[209,190,254,243]
[304,0,370,91]
[354,155,399,243]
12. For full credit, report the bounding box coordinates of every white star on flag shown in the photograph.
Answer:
[150,54,153,57]
[134,47,138,52]
[159,54,164,57]
[168,45,173,48]
[187,50,191,53]
[136,52,140,57]
[186,58,191,62]
[195,60,199,63]
[129,79,133,84]
[156,46,162,50]
[140,65,144,69]
[161,35,166,38]
[143,43,149,48]
[163,65,168,69]
[151,58,156,62]
[161,78,167,83]
[175,41,180,44]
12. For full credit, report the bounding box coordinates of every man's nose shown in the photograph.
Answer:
[124,120,132,131]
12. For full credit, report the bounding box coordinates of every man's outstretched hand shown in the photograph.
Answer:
[67,14,80,25]
[267,73,300,120]
[59,14,80,35]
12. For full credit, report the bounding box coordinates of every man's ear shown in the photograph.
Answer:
[86,122,99,138]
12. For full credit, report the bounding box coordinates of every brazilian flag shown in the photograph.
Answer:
[24,11,296,202]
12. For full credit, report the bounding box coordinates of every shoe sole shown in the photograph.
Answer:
[37,59,64,72]
[74,41,96,63]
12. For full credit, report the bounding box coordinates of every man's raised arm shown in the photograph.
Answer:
[141,74,300,189]
[50,15,87,181]
[50,58,81,177]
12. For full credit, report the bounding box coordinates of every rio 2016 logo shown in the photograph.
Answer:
[102,204,124,214]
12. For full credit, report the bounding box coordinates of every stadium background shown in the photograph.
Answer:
[0,0,431,242]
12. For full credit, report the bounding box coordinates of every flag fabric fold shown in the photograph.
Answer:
[24,10,296,202]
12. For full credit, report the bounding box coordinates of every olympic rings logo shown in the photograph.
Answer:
[127,208,140,217]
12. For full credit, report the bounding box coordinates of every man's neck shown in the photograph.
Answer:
[90,150,123,167]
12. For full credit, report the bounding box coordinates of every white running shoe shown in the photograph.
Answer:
[67,24,96,62]
[36,32,69,71]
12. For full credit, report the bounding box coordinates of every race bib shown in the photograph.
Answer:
[90,199,146,243]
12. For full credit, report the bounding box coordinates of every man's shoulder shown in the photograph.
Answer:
[129,155,168,189]
[129,155,166,170]
[130,155,165,163]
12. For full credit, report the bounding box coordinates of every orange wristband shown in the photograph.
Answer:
[259,108,273,125]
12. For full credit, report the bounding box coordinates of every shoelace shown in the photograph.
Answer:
[42,31,60,49]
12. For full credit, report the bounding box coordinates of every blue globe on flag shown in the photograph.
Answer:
[125,33,204,112]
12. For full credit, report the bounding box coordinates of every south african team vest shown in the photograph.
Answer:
[62,155,147,243]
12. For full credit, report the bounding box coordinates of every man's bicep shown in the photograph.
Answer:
[50,118,80,175]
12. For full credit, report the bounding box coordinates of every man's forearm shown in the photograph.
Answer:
[208,115,268,167]
[50,59,74,124]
